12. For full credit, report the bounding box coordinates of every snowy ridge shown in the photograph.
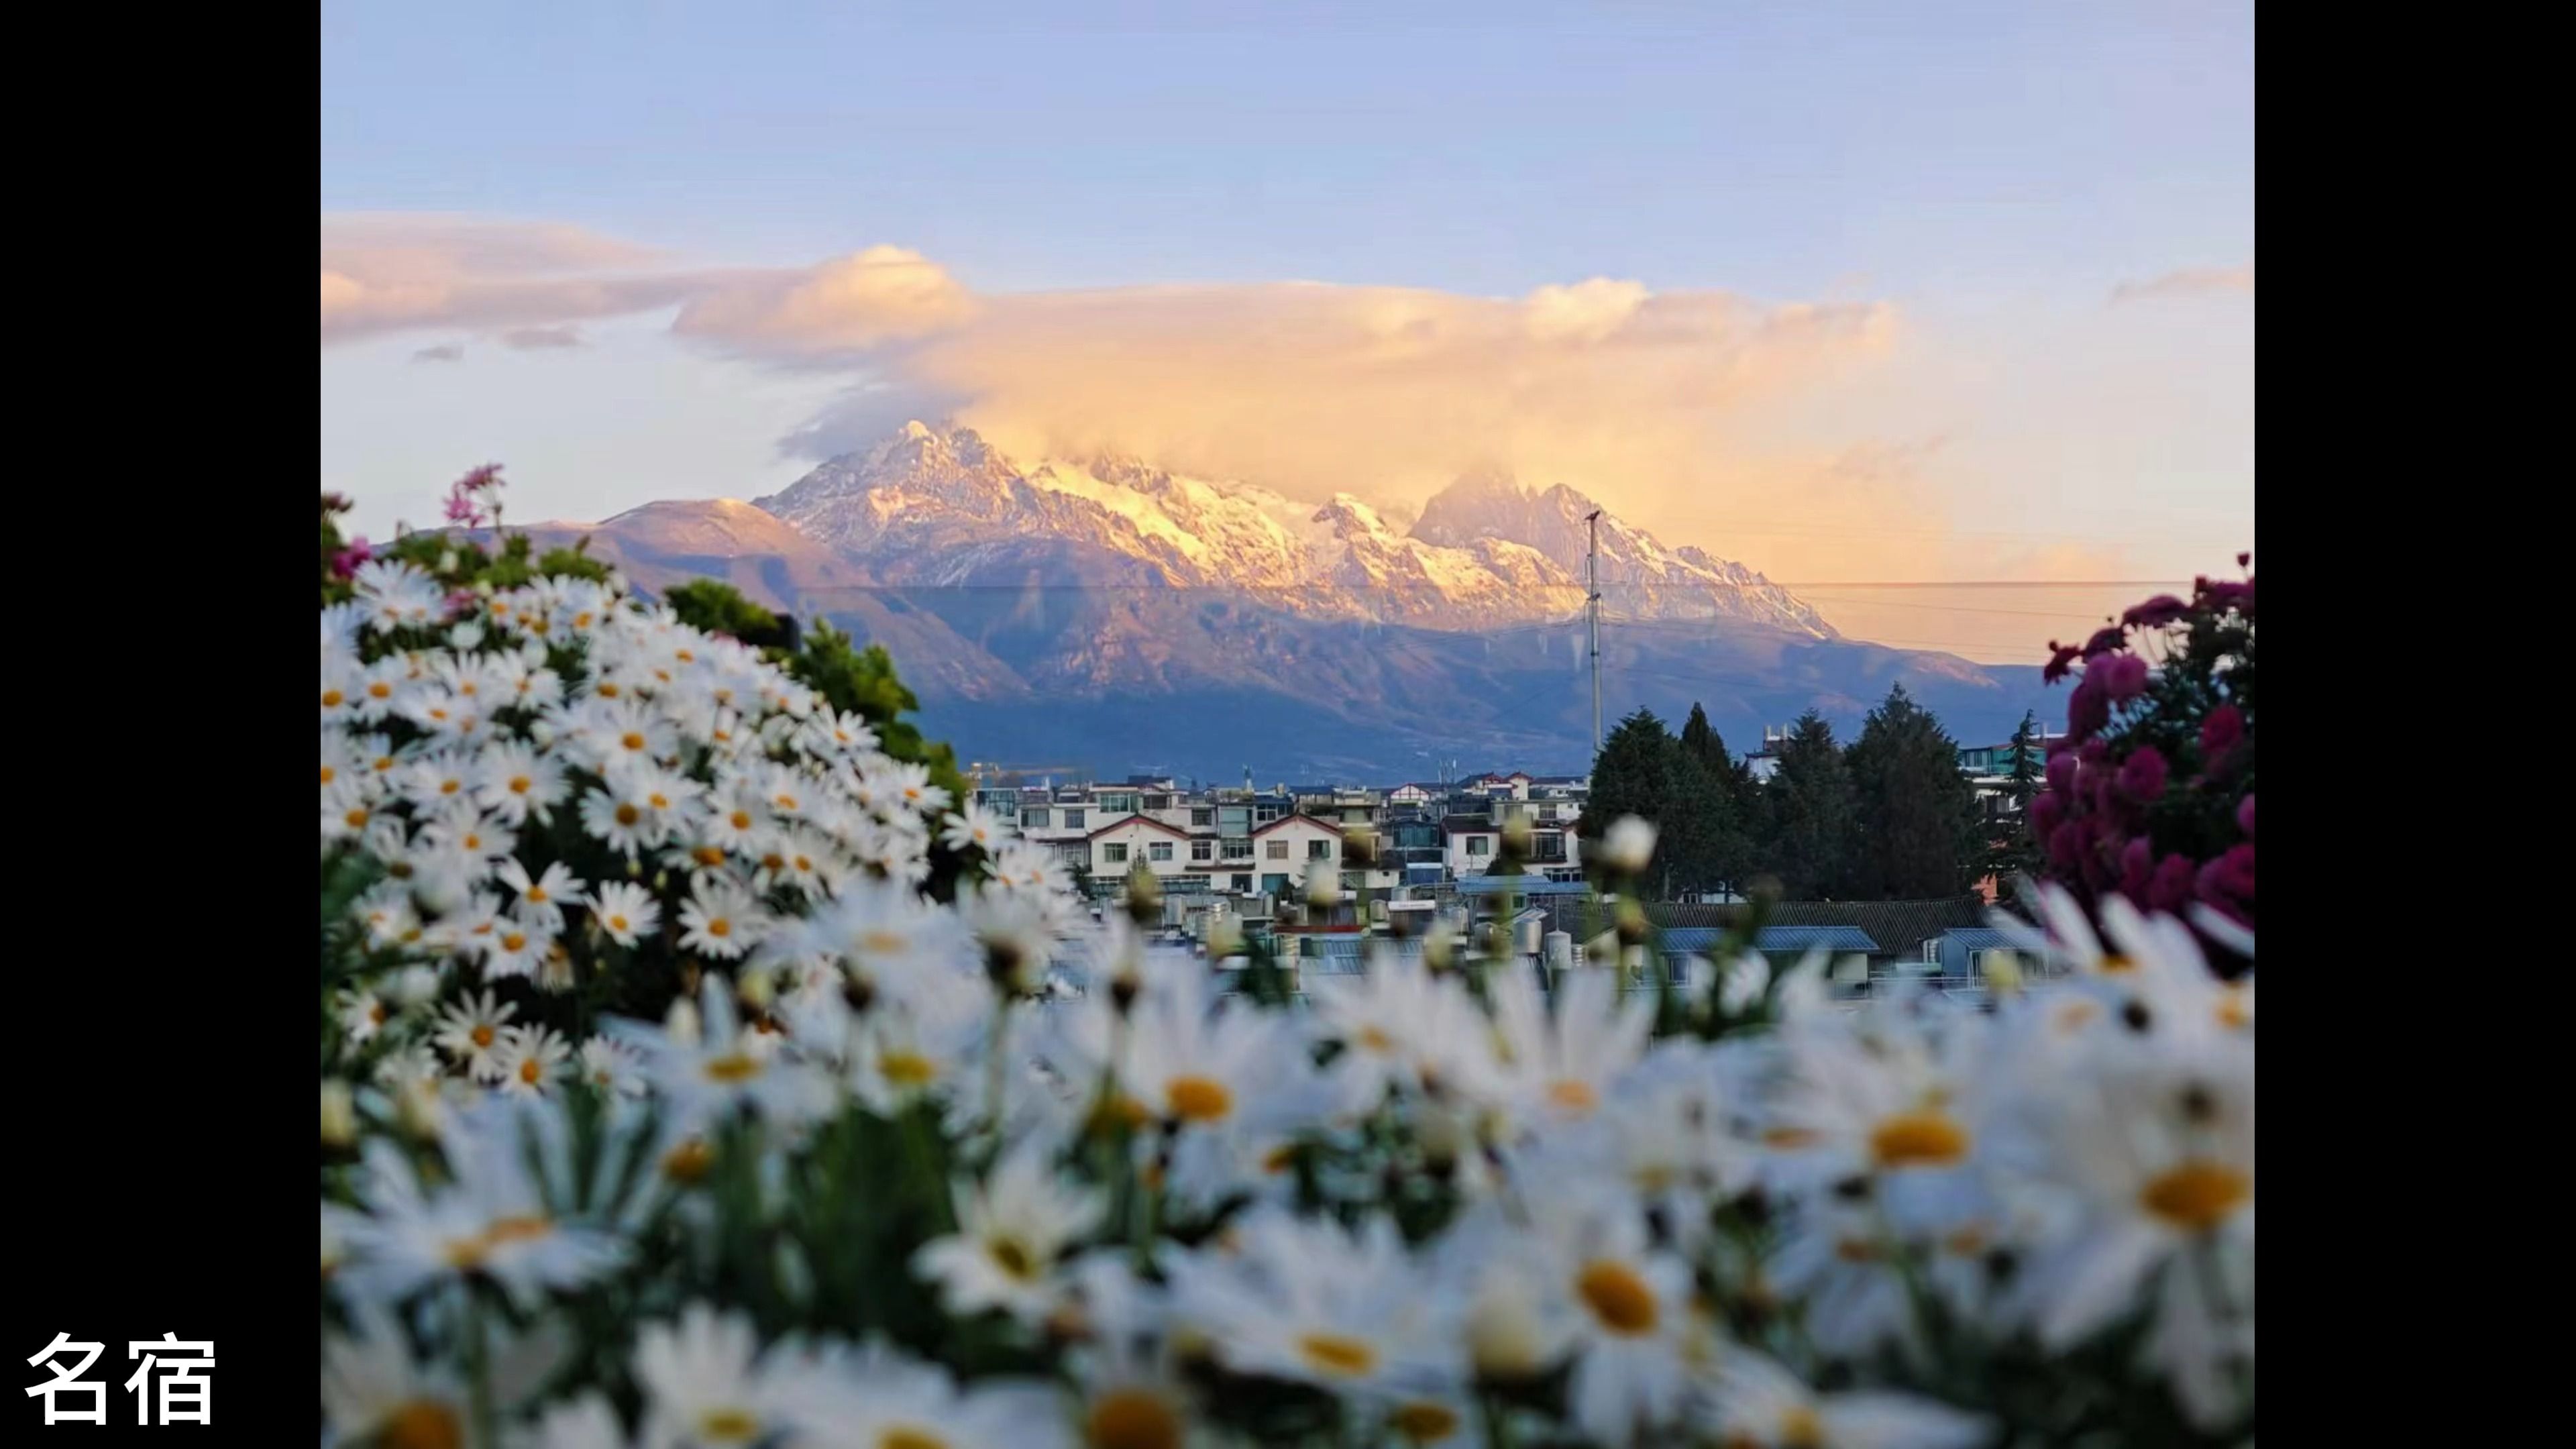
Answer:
[753,421,1835,637]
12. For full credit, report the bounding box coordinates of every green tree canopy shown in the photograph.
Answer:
[1845,684,1982,900]
[1762,710,1859,899]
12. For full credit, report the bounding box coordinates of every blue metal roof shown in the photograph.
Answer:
[1298,936,1425,973]
[1940,928,2017,950]
[1656,924,1881,955]
[1453,877,1591,895]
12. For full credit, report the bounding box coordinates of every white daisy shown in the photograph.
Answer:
[914,1140,1107,1326]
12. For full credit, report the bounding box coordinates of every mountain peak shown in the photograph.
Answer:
[755,420,1834,637]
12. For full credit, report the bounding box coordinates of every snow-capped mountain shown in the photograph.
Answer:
[751,421,1835,636]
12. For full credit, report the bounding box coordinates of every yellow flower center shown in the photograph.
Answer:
[1833,1238,1879,1263]
[1297,1332,1379,1378]
[369,682,394,700]
[320,765,337,785]
[484,1214,550,1244]
[1576,1260,1658,1335]
[879,1051,938,1087]
[1356,1025,1395,1053]
[661,1139,714,1183]
[508,775,532,795]
[2139,1160,2250,1232]
[1389,1402,1462,1443]
[2098,955,2136,974]
[500,932,527,952]
[440,779,461,795]
[1780,1405,1826,1449]
[607,914,630,932]
[621,732,646,752]
[1869,1110,1970,1169]
[322,689,345,708]
[989,1236,1039,1280]
[696,1409,759,1442]
[379,1400,463,1449]
[615,803,641,826]
[1086,1388,1184,1449]
[705,918,732,938]
[1762,1126,1818,1149]
[2216,988,2251,1030]
[1548,1079,1599,1114]
[344,807,371,829]
[518,1057,545,1085]
[732,810,754,830]
[1166,1075,1234,1123]
[470,1025,495,1049]
[703,1053,761,1083]
[879,1428,949,1449]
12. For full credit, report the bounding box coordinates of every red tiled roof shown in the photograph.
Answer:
[1084,814,1195,842]
[1250,813,1343,839]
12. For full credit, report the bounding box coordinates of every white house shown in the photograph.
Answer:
[1086,816,1201,885]
[1443,816,1501,877]
[1248,813,1346,896]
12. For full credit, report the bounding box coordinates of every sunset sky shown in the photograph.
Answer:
[320,1,2252,663]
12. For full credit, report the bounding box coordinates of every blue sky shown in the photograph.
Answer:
[321,1,2253,657]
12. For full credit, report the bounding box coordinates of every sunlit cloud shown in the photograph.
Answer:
[2110,264,2253,305]
[319,215,740,345]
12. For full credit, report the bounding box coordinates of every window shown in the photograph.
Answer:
[1143,794,1171,811]
[1103,843,1128,864]
[1307,839,1332,860]
[1222,840,1252,860]
[1266,841,1289,860]
[1466,837,1491,857]
[1230,874,1252,892]
[1099,793,1138,814]
[1064,809,1085,829]
[1020,808,1049,829]
[1149,841,1174,862]
[1191,808,1214,827]
[1923,939,1942,964]
[1191,840,1213,862]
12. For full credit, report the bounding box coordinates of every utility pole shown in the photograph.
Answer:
[1586,509,1603,761]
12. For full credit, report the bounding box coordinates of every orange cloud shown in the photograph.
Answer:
[668,252,1919,574]
[671,246,977,352]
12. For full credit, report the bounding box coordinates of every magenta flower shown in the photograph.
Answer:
[2121,594,2190,630]
[2094,652,2149,702]
[331,537,372,579]
[2196,843,2255,912]
[2119,837,2153,898]
[2116,745,2168,803]
[2082,625,2127,658]
[2029,790,2063,841]
[2236,794,2255,840]
[2065,676,2109,742]
[2201,578,2254,616]
[2043,641,2083,684]
[2147,853,2198,913]
[2200,702,2245,761]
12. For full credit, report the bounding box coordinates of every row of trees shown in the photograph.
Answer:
[1580,688,2040,901]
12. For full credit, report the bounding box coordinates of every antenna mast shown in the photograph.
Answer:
[1586,510,1603,760]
